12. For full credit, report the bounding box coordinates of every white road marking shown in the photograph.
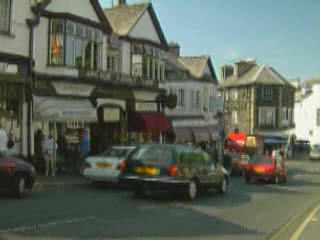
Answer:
[293,174,301,179]
[0,216,96,234]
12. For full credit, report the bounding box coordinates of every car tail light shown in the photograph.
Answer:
[265,166,275,173]
[118,161,126,171]
[168,165,178,177]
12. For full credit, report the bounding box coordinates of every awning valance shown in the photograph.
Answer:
[33,97,98,122]
[174,127,194,143]
[128,112,172,133]
[191,127,211,142]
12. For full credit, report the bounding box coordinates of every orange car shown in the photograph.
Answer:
[244,155,287,184]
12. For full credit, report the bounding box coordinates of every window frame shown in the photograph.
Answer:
[0,0,12,34]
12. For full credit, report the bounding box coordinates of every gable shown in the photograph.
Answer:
[202,63,211,76]
[46,0,100,22]
[128,10,161,44]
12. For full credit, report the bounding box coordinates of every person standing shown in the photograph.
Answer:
[79,129,90,169]
[43,133,55,177]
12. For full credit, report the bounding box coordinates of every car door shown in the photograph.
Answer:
[0,154,14,188]
[190,150,208,184]
[203,152,222,186]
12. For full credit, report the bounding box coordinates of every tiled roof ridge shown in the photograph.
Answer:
[104,3,149,11]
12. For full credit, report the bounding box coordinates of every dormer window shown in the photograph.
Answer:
[49,19,103,69]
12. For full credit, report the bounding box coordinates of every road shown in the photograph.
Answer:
[1,160,320,240]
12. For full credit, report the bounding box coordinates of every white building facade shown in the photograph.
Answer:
[295,84,320,145]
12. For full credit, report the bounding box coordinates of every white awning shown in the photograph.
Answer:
[33,97,98,122]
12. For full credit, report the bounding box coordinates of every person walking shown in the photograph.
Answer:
[43,133,56,177]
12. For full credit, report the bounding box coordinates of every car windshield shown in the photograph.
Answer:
[129,145,173,166]
[250,157,273,165]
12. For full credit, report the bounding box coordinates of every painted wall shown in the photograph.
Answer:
[295,84,320,145]
[0,0,32,57]
[46,0,100,22]
[128,11,161,44]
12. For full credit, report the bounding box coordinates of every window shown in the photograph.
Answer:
[0,0,11,33]
[225,90,229,100]
[259,107,276,127]
[177,89,185,107]
[282,107,289,126]
[107,48,118,72]
[288,108,292,124]
[317,109,320,126]
[49,19,103,69]
[231,89,238,100]
[288,91,292,102]
[196,90,200,108]
[203,87,209,111]
[262,87,273,100]
[132,43,165,82]
[232,111,238,124]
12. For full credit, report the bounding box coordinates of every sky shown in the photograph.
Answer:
[99,0,320,82]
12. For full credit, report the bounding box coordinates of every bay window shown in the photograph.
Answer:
[259,107,276,128]
[49,19,102,69]
[132,43,165,81]
[0,0,11,33]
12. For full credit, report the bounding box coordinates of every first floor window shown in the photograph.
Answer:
[232,111,238,124]
[196,91,200,108]
[262,87,273,100]
[50,19,102,69]
[259,107,275,127]
[317,109,320,126]
[177,89,185,107]
[0,0,11,33]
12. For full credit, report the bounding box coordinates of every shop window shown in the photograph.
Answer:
[50,19,102,69]
[0,0,11,33]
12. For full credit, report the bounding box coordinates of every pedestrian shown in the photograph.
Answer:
[35,129,44,172]
[43,133,56,177]
[79,128,90,169]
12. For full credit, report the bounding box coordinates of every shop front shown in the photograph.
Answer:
[128,100,172,144]
[0,57,29,157]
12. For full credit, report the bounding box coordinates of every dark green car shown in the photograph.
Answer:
[119,144,229,200]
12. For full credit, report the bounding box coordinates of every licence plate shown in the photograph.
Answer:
[96,162,112,168]
[254,168,265,173]
[134,166,158,175]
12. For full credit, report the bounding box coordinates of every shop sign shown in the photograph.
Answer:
[0,62,18,74]
[79,69,132,85]
[104,108,120,122]
[135,102,157,112]
[52,82,95,97]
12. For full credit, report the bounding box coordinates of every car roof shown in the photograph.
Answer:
[111,146,136,150]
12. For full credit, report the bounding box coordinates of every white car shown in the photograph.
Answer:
[83,146,136,183]
[310,144,320,160]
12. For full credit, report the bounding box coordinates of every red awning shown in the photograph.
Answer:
[128,112,172,133]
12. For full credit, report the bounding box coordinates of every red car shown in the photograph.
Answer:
[0,152,37,197]
[244,155,287,184]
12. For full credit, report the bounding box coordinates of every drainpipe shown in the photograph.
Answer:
[26,1,51,161]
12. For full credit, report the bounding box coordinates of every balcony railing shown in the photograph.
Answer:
[79,69,157,88]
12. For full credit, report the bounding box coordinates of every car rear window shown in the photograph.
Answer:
[128,145,173,166]
[250,157,273,165]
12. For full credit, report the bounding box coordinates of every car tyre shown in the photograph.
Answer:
[186,180,198,201]
[12,174,27,198]
[217,177,228,194]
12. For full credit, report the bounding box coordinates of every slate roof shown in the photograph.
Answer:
[178,56,218,82]
[221,65,295,88]
[103,4,149,36]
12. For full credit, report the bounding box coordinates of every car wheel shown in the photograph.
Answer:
[13,175,27,198]
[186,180,198,201]
[217,177,228,194]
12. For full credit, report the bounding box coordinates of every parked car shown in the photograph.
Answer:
[0,152,37,197]
[82,146,136,183]
[244,154,287,184]
[119,144,229,200]
[310,144,320,160]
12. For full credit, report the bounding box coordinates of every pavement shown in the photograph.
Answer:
[1,159,320,240]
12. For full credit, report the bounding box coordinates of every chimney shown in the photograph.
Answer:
[221,64,234,82]
[117,0,126,5]
[234,58,256,79]
[168,42,180,57]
